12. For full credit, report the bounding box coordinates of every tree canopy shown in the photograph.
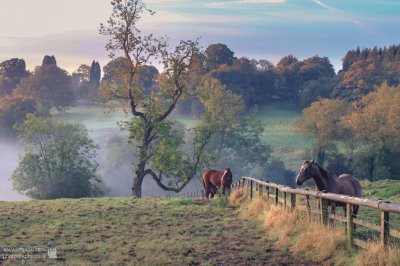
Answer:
[16,56,75,110]
[0,93,46,138]
[12,114,103,199]
[0,58,29,97]
[296,82,400,180]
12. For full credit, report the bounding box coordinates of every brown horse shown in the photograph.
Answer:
[202,168,233,199]
[295,160,362,218]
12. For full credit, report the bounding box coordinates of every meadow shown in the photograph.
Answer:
[0,197,313,265]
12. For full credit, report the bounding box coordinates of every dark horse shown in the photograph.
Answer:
[202,168,233,199]
[295,160,362,218]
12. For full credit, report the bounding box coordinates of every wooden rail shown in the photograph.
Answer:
[231,177,400,248]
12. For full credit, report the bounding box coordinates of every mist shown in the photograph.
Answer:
[0,140,28,201]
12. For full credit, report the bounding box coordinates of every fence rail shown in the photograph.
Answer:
[231,177,400,249]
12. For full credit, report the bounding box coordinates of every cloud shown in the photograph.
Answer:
[312,0,366,29]
[205,0,285,8]
[313,0,339,12]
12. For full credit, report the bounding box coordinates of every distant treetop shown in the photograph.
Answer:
[42,55,57,66]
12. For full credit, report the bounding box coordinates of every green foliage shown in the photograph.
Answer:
[12,114,103,199]
[295,98,350,166]
[0,93,46,138]
[196,77,273,177]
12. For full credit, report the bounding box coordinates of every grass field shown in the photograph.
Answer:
[0,197,314,265]
[254,101,312,170]
[56,101,310,172]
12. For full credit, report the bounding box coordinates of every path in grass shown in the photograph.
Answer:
[0,197,315,265]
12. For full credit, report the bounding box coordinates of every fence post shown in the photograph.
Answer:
[346,203,353,247]
[381,211,389,247]
[320,198,329,225]
[266,185,270,203]
[290,193,296,212]
[259,180,263,197]
[275,188,279,205]
[283,192,287,210]
[250,180,253,199]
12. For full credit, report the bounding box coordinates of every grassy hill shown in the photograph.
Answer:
[0,197,313,265]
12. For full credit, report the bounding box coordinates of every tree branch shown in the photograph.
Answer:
[145,169,190,193]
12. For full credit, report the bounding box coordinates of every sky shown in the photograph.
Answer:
[0,0,399,73]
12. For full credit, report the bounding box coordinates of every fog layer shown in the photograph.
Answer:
[0,141,28,201]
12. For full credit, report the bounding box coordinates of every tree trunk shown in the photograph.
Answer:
[132,125,152,198]
[132,174,144,198]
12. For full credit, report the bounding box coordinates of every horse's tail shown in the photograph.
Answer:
[352,178,362,198]
[352,178,362,218]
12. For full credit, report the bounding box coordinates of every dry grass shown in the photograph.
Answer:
[355,242,400,266]
[230,189,400,265]
[263,205,348,262]
[228,187,248,206]
[230,190,355,264]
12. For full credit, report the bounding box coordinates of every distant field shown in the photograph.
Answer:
[255,101,312,170]
[0,197,312,265]
[57,101,311,171]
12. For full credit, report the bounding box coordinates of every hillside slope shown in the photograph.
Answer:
[0,197,314,265]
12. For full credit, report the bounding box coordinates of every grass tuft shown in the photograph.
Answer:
[355,242,400,266]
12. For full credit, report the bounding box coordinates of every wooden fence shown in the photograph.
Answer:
[231,177,400,249]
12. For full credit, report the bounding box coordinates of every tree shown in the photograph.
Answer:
[0,58,29,97]
[344,82,400,179]
[295,98,350,165]
[100,0,204,197]
[89,61,101,99]
[42,55,57,65]
[204,43,235,71]
[12,114,103,199]
[71,64,91,99]
[101,57,159,97]
[0,93,46,138]
[16,56,75,110]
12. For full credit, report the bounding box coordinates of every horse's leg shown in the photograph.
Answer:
[210,185,216,199]
[330,201,336,225]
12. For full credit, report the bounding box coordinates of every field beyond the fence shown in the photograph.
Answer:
[0,197,315,265]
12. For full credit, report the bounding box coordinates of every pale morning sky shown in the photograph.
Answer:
[0,0,399,73]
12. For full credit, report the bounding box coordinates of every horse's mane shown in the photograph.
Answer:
[314,163,330,179]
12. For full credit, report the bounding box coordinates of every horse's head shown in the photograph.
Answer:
[295,159,315,186]
[221,168,233,188]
